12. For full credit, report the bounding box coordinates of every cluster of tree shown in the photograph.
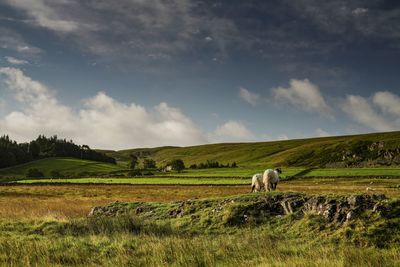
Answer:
[0,135,116,169]
[129,155,157,170]
[128,156,185,174]
[168,159,185,172]
[189,160,237,169]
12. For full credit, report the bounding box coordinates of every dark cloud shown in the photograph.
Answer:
[1,0,399,67]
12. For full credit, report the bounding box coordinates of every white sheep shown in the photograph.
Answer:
[251,173,264,192]
[263,168,282,191]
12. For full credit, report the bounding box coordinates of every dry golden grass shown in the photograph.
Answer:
[0,185,247,219]
[0,178,398,219]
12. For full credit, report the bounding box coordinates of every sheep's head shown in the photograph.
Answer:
[275,168,282,174]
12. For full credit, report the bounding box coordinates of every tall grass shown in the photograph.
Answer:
[1,221,399,266]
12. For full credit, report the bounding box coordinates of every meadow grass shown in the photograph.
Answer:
[16,177,251,185]
[0,191,399,266]
[0,185,249,219]
[0,157,125,178]
[108,131,400,167]
[305,167,400,177]
[1,225,399,266]
[1,178,399,220]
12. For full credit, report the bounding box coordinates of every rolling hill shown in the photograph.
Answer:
[0,157,125,179]
[104,131,400,168]
[2,131,400,181]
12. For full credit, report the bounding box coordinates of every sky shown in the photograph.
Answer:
[0,0,400,150]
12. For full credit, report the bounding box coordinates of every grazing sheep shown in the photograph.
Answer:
[251,173,264,192]
[263,168,282,191]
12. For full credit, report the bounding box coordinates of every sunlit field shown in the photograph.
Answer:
[0,185,247,219]
[2,177,399,220]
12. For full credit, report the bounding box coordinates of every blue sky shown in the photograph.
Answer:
[0,0,400,149]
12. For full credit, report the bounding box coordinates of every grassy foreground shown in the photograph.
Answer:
[1,192,399,266]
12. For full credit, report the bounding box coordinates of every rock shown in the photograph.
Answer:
[280,195,305,214]
[346,211,354,221]
[88,206,103,217]
[372,203,387,215]
[135,207,144,214]
[169,209,184,218]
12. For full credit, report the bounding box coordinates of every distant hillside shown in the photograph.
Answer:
[104,131,400,168]
[0,157,124,180]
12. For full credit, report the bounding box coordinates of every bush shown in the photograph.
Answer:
[143,158,157,169]
[50,170,63,178]
[169,159,185,172]
[128,169,142,177]
[189,164,197,169]
[26,168,44,178]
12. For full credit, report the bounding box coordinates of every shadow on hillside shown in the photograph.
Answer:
[291,168,317,177]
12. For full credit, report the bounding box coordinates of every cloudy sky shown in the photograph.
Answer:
[0,0,399,149]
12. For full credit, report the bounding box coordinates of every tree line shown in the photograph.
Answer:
[0,135,116,168]
[189,160,237,169]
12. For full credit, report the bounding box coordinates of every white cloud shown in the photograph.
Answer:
[239,87,259,106]
[213,120,255,141]
[272,79,333,117]
[0,28,42,56]
[341,94,398,132]
[4,0,78,33]
[5,56,29,65]
[0,67,206,149]
[372,91,400,116]
[352,8,368,16]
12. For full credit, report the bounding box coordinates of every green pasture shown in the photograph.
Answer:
[0,157,125,178]
[15,177,250,185]
[304,168,400,177]
[158,167,304,178]
[105,131,400,167]
[158,167,400,178]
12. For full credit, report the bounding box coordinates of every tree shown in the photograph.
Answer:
[170,159,185,172]
[231,162,238,168]
[29,141,40,159]
[143,158,157,169]
[129,154,139,169]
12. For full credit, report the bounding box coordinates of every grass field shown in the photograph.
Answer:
[2,177,399,219]
[0,157,125,179]
[1,131,400,265]
[0,184,399,266]
[151,166,400,178]
[0,185,248,219]
[103,131,400,167]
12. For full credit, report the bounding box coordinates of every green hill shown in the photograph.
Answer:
[105,131,400,168]
[0,157,125,179]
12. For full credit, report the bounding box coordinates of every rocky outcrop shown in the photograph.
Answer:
[88,193,392,228]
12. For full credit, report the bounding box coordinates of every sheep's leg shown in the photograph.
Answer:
[251,185,256,192]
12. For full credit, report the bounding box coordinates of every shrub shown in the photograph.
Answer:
[26,168,44,178]
[169,159,185,172]
[143,158,157,169]
[50,170,63,178]
[128,169,142,177]
[189,164,197,169]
